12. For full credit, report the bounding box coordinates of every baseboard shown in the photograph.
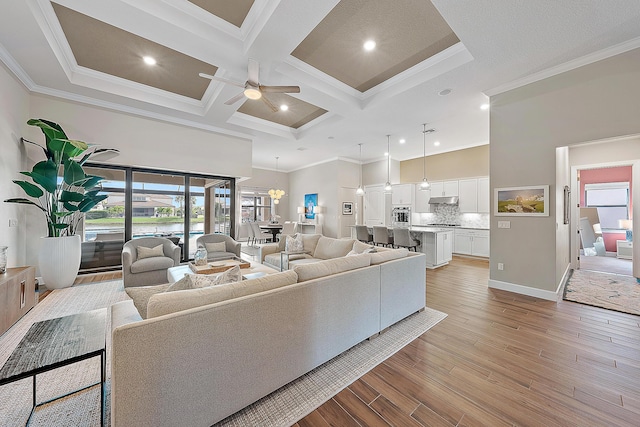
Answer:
[488,279,560,301]
[557,263,572,302]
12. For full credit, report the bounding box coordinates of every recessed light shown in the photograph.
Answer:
[363,40,376,51]
[280,104,289,111]
[143,56,156,66]
[480,103,490,110]
[434,141,440,146]
[399,139,406,144]
[438,88,452,96]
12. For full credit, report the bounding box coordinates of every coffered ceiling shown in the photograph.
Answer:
[1,1,640,171]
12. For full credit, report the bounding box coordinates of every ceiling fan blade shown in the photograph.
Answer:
[260,85,300,94]
[224,92,246,105]
[261,95,278,113]
[199,73,245,88]
[247,58,260,87]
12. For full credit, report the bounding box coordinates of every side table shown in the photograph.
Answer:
[0,309,107,426]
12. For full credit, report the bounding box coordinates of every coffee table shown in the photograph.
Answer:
[0,309,107,426]
[168,260,279,283]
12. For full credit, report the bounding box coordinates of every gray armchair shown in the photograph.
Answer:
[122,237,180,287]
[195,234,241,261]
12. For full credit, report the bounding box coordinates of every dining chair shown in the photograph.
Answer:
[279,221,298,240]
[392,228,420,251]
[251,222,272,244]
[372,226,393,247]
[246,222,255,246]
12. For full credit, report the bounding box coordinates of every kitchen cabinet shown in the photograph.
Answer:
[430,180,459,197]
[1,266,36,336]
[364,185,391,226]
[420,230,453,269]
[391,184,413,205]
[414,186,430,212]
[477,177,490,213]
[458,179,478,213]
[454,229,490,257]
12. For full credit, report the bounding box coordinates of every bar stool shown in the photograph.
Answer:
[355,225,373,243]
[392,228,420,251]
[373,226,394,247]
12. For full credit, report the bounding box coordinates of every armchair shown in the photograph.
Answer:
[195,234,241,261]
[122,237,180,287]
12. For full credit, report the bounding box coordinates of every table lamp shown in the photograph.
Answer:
[297,206,305,223]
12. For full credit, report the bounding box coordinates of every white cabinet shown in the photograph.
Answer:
[458,179,478,213]
[364,185,390,226]
[454,229,490,257]
[391,184,413,205]
[414,186,430,212]
[477,177,490,213]
[421,230,453,268]
[430,180,459,197]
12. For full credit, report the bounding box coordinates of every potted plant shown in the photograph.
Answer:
[4,119,108,288]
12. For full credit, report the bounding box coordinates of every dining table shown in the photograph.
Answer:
[259,224,283,242]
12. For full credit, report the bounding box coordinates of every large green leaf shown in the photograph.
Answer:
[13,180,44,198]
[78,194,108,212]
[63,159,85,186]
[82,175,103,189]
[52,223,69,230]
[62,201,80,212]
[60,190,85,202]
[49,138,87,159]
[30,160,58,193]
[3,198,46,211]
[52,211,74,218]
[27,119,67,143]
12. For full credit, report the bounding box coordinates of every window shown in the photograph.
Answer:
[585,182,629,229]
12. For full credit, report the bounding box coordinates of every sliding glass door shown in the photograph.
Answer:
[79,164,234,271]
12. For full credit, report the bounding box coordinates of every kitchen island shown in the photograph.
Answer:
[349,225,455,269]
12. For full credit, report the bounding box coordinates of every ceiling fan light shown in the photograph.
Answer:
[244,87,262,100]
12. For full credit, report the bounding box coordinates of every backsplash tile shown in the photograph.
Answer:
[413,205,489,229]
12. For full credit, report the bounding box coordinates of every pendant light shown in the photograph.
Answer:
[420,123,431,190]
[268,156,285,204]
[356,143,365,196]
[384,135,392,192]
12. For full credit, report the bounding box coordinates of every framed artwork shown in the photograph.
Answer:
[304,193,317,219]
[495,185,549,216]
[342,202,353,215]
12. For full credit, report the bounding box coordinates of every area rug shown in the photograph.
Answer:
[564,269,640,316]
[0,280,447,427]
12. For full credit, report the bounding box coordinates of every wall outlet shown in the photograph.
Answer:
[497,221,510,229]
[9,218,18,227]
[497,262,504,271]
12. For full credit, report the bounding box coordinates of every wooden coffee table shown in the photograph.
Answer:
[0,309,107,426]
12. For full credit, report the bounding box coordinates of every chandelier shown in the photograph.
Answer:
[268,156,285,204]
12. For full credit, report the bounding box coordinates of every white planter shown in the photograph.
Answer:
[39,235,81,289]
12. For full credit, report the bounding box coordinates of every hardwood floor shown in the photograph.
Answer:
[293,256,640,427]
[38,270,123,302]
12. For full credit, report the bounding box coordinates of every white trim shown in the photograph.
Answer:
[486,36,640,97]
[557,263,572,302]
[488,279,560,301]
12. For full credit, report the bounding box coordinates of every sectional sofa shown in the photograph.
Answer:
[110,235,426,427]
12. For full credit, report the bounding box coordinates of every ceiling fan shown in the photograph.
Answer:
[199,59,300,112]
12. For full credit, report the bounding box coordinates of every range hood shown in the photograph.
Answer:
[428,196,459,205]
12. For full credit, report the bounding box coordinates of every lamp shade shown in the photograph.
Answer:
[313,206,323,214]
[297,206,305,214]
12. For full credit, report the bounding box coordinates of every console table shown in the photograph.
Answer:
[0,266,36,336]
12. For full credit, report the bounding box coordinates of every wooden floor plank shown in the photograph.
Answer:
[294,256,640,427]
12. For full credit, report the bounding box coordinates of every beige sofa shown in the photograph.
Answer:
[110,238,426,427]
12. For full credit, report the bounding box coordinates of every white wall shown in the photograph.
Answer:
[0,63,31,268]
[363,158,400,186]
[490,47,640,297]
[289,159,359,238]
[28,95,253,178]
[569,136,640,166]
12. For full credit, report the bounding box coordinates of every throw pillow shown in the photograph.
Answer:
[285,234,304,252]
[204,241,226,253]
[136,244,165,260]
[125,282,172,319]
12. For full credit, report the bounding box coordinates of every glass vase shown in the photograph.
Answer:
[194,247,208,266]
